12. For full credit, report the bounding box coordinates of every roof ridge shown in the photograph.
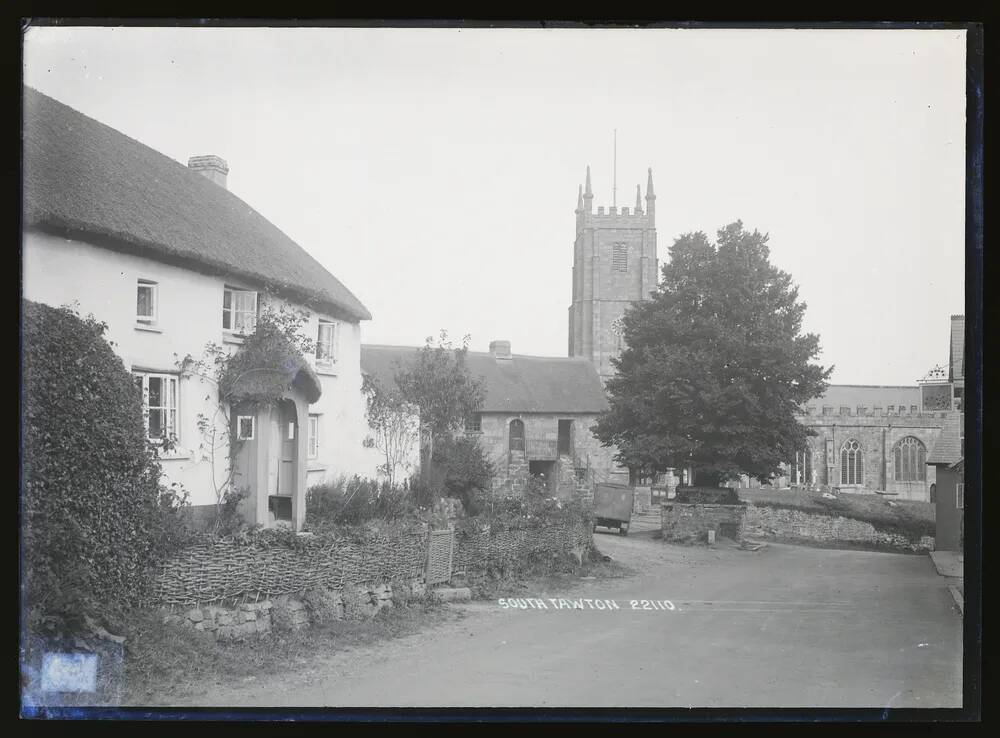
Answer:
[24,86,371,321]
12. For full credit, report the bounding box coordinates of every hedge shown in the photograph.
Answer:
[21,300,187,627]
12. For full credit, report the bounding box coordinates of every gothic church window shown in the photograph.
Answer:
[841,439,864,485]
[893,436,926,482]
[612,243,628,272]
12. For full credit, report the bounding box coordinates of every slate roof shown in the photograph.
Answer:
[926,412,963,466]
[949,315,965,382]
[22,86,370,322]
[360,345,610,414]
[805,385,922,411]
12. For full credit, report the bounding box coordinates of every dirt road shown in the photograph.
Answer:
[176,530,963,708]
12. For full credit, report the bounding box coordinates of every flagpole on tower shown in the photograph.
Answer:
[612,128,617,209]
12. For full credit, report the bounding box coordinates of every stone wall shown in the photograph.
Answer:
[792,413,945,500]
[163,600,274,641]
[661,502,746,543]
[476,412,624,498]
[161,581,416,640]
[741,503,935,553]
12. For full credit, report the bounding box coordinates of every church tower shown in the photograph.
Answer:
[568,166,658,382]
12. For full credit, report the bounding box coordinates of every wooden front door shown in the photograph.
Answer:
[277,400,298,497]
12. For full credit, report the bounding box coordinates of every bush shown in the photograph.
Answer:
[305,476,419,529]
[427,434,495,515]
[22,300,189,627]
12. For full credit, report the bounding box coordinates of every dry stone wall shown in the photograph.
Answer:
[740,503,934,552]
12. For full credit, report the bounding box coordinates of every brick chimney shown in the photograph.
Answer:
[188,155,229,189]
[489,340,512,361]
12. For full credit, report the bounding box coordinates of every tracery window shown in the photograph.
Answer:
[840,439,864,485]
[893,436,926,482]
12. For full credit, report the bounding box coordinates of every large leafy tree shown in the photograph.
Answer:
[394,331,486,464]
[593,222,831,486]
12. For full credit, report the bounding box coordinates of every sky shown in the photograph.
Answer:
[22,25,967,385]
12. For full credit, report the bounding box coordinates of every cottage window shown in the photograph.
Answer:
[857,405,866,416]
[132,372,178,443]
[509,419,525,452]
[136,279,158,324]
[840,439,864,486]
[236,415,255,441]
[612,242,628,272]
[308,414,320,459]
[465,413,482,433]
[223,287,258,335]
[893,436,926,482]
[955,483,964,510]
[839,406,851,415]
[316,319,337,364]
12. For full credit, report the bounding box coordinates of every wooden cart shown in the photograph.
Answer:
[592,483,634,536]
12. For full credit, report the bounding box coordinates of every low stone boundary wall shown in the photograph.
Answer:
[661,502,746,543]
[741,503,934,552]
[152,517,592,639]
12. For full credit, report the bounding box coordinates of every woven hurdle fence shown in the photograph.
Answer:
[151,518,593,607]
[452,519,593,576]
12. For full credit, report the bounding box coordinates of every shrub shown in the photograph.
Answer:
[424,434,495,515]
[21,300,189,627]
[305,476,419,529]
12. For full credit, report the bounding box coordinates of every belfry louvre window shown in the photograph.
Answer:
[612,243,628,272]
[893,436,926,482]
[223,287,258,335]
[841,439,864,485]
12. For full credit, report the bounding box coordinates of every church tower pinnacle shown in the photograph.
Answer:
[568,165,659,383]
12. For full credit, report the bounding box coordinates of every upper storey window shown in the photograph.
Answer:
[316,319,338,365]
[136,279,158,324]
[223,287,258,336]
[612,242,628,272]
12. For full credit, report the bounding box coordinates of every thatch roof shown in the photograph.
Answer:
[22,86,371,322]
[361,344,609,414]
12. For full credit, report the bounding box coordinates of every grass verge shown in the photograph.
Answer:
[120,596,449,706]
[737,488,935,541]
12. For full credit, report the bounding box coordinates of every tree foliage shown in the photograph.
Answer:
[393,331,487,466]
[21,300,190,626]
[593,222,832,485]
[361,373,420,487]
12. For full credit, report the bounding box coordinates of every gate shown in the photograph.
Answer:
[425,527,455,585]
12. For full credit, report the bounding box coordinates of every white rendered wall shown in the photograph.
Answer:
[22,230,380,505]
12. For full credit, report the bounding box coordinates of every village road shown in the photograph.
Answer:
[182,532,963,708]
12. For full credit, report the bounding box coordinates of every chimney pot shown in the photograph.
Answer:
[188,154,229,189]
[489,340,512,360]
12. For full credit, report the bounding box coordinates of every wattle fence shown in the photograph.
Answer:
[150,518,592,607]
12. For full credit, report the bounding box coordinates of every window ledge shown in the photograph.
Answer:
[153,450,193,461]
[307,462,327,472]
[315,363,338,376]
[135,323,162,333]
[222,332,247,345]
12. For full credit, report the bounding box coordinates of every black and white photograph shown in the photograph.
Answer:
[18,21,981,720]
